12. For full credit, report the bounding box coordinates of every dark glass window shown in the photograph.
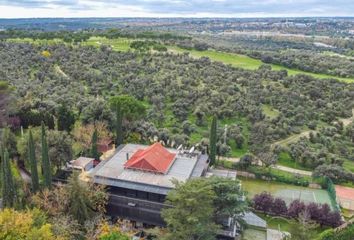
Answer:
[137,191,148,199]
[148,193,159,201]
[127,189,137,197]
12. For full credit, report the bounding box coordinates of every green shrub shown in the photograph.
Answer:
[247,166,310,187]
[99,232,130,240]
[317,224,354,240]
[218,160,310,187]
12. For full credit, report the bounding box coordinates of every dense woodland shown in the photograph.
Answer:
[1,39,354,181]
[257,50,354,78]
[1,20,354,239]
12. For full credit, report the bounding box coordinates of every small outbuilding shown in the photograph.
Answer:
[98,139,114,153]
[68,157,95,172]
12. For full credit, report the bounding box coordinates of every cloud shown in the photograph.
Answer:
[0,0,78,8]
[0,0,353,18]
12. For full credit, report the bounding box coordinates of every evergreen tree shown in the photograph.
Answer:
[66,173,93,224]
[115,105,123,146]
[109,95,146,146]
[1,148,16,207]
[161,178,219,240]
[41,122,52,188]
[28,129,39,192]
[0,147,2,192]
[209,116,217,166]
[0,81,12,127]
[90,128,99,160]
[57,104,75,132]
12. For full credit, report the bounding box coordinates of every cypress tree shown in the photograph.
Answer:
[28,130,39,192]
[209,116,217,166]
[67,173,93,224]
[109,95,146,147]
[41,122,52,188]
[115,104,123,146]
[90,128,99,161]
[0,146,4,197]
[1,148,16,207]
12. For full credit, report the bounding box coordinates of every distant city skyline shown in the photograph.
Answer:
[0,0,354,18]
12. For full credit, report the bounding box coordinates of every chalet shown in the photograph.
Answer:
[90,142,239,239]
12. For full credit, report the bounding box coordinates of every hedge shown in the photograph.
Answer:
[217,160,310,187]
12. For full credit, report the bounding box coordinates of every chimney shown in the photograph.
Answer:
[126,153,129,161]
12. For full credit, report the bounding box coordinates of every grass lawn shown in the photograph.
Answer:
[343,159,354,172]
[256,213,327,236]
[242,228,266,240]
[277,151,312,171]
[187,115,250,157]
[83,36,132,51]
[271,129,312,148]
[262,104,280,119]
[228,140,248,157]
[247,166,312,182]
[170,47,354,83]
[221,117,250,157]
[341,208,354,219]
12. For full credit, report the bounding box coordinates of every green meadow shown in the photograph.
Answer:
[83,36,133,52]
[170,47,354,83]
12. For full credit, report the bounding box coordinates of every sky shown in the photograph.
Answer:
[0,0,354,18]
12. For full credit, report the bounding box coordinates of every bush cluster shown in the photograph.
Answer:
[219,160,310,187]
[253,192,342,228]
[317,223,354,240]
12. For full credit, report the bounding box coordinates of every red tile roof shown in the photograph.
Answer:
[124,142,176,174]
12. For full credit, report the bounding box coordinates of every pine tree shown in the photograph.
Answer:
[41,122,52,188]
[28,129,39,192]
[209,116,217,166]
[1,148,16,207]
[90,128,99,160]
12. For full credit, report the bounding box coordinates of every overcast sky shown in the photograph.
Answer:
[0,0,354,18]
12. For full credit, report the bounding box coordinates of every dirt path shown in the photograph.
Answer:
[271,165,312,176]
[271,108,354,150]
[219,156,240,163]
[271,130,314,150]
[54,65,69,78]
[18,166,31,183]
